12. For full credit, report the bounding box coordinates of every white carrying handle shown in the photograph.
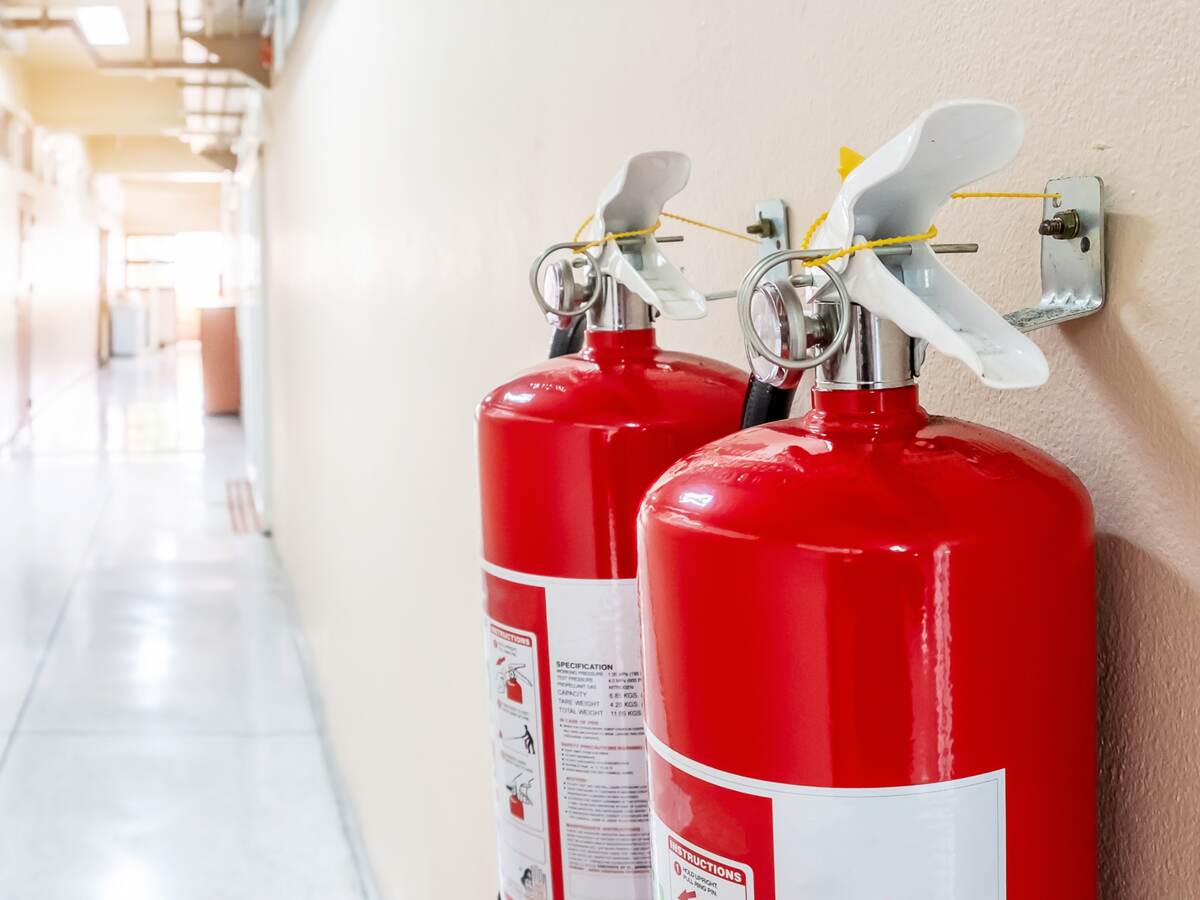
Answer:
[585,151,708,320]
[810,100,1049,389]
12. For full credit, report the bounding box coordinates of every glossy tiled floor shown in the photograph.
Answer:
[0,345,372,899]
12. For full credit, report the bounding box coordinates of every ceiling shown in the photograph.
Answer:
[0,0,269,165]
[2,0,269,69]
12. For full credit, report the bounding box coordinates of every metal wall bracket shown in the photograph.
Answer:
[1004,175,1106,333]
[751,199,791,282]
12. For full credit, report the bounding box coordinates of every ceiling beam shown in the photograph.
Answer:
[87,135,224,175]
[189,33,269,87]
[30,69,186,135]
[1,15,268,88]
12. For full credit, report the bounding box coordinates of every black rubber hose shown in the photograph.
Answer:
[740,378,796,429]
[548,317,585,358]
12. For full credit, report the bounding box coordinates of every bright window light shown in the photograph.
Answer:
[75,6,131,46]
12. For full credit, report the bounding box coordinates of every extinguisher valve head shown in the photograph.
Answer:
[585,151,709,321]
[805,100,1050,389]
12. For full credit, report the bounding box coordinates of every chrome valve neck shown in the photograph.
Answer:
[814,303,923,391]
[587,276,654,332]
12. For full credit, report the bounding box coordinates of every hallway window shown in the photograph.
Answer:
[126,232,224,343]
[125,234,175,290]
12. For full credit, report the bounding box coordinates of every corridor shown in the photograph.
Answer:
[0,345,372,899]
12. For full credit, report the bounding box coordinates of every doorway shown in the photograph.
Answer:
[98,228,111,365]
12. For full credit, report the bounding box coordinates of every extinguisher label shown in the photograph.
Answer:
[484,563,652,900]
[487,618,553,900]
[647,730,1006,900]
[651,817,752,900]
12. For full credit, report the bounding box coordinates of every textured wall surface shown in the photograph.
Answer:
[263,1,1200,896]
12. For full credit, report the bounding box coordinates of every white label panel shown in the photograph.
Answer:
[771,775,1005,899]
[648,731,1005,900]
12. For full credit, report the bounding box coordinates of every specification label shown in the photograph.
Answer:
[546,579,651,899]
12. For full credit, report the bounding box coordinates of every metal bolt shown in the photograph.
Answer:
[746,217,776,238]
[1038,208,1081,240]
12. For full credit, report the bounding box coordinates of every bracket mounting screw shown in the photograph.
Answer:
[1039,208,1081,240]
[746,216,777,238]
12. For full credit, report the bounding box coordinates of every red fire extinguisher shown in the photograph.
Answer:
[478,152,747,900]
[638,103,1098,899]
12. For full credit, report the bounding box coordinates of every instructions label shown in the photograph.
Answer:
[487,619,552,900]
[652,817,752,900]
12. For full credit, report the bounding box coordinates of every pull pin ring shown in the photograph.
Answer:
[529,243,601,320]
[737,250,853,371]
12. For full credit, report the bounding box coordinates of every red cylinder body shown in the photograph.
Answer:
[478,328,746,900]
[638,386,1096,900]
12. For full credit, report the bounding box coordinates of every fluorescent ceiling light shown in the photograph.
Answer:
[75,6,131,46]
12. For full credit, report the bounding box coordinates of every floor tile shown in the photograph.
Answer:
[0,655,38,736]
[22,582,316,735]
[0,734,362,900]
[0,344,370,897]
[0,563,80,732]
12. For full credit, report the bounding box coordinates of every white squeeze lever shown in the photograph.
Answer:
[808,100,1050,388]
[584,151,708,320]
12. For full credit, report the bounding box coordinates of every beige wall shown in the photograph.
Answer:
[122,180,222,234]
[263,1,1200,897]
[0,54,30,111]
[0,56,104,437]
[26,175,103,415]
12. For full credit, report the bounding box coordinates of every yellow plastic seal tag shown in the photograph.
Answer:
[837,146,865,182]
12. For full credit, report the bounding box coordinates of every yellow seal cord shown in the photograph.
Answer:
[951,191,1061,200]
[662,211,757,243]
[784,145,1063,265]
[571,214,594,243]
[799,211,829,251]
[796,189,1062,267]
[804,224,940,268]
[568,174,1062,260]
[572,218,662,254]
[571,210,756,254]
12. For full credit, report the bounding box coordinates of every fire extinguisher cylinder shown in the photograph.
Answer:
[479,151,749,900]
[638,102,1099,900]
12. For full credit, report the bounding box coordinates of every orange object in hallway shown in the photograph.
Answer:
[200,307,241,415]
